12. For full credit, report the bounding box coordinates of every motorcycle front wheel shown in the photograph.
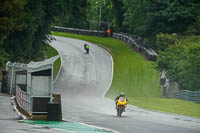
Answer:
[117,105,124,117]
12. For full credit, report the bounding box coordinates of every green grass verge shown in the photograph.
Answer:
[51,31,200,118]
[130,97,200,118]
[46,45,61,80]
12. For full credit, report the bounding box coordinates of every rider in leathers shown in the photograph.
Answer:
[115,92,128,110]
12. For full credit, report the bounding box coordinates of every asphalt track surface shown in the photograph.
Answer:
[0,94,70,133]
[51,36,200,133]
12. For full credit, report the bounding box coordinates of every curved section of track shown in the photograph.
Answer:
[51,36,200,133]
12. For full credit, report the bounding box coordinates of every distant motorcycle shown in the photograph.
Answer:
[116,97,127,117]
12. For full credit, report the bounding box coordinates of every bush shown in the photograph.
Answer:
[157,35,200,91]
[156,33,178,51]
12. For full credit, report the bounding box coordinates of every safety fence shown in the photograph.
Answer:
[52,26,157,61]
[53,26,107,37]
[16,85,32,113]
[112,33,157,61]
[173,90,200,103]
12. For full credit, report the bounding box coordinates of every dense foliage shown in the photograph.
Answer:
[86,0,113,30]
[157,35,200,91]
[123,0,200,48]
[55,0,88,29]
[0,0,65,66]
[0,0,26,66]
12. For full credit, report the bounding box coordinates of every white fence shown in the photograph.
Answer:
[16,85,32,113]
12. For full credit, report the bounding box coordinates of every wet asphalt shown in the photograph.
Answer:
[51,36,200,133]
[0,93,70,133]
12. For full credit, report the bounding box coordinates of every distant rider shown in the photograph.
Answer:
[84,44,90,54]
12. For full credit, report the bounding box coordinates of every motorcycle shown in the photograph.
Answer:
[116,97,127,117]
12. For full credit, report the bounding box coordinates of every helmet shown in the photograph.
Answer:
[120,92,125,97]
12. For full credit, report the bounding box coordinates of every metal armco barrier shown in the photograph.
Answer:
[52,26,157,61]
[174,90,200,103]
[53,26,108,37]
[112,33,157,61]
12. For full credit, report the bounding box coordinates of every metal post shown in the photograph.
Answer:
[10,62,16,94]
[6,61,10,71]
[98,0,105,30]
[50,63,54,103]
[99,3,101,30]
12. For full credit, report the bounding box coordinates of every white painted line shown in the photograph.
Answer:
[103,48,114,98]
[62,119,120,133]
[50,39,63,84]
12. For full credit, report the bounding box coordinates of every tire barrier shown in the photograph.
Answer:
[52,26,157,61]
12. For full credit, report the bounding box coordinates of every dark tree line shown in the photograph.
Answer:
[0,0,66,66]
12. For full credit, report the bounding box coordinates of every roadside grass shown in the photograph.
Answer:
[129,97,200,118]
[46,45,61,80]
[51,31,200,118]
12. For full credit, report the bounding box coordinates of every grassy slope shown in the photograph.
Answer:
[51,31,200,118]
[46,45,61,80]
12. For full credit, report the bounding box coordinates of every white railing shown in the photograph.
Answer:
[16,85,32,113]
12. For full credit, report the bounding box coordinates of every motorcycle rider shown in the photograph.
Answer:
[84,43,90,54]
[115,92,128,110]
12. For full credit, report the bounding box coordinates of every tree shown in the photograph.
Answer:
[86,0,113,30]
[122,0,200,49]
[111,0,125,32]
[123,0,148,35]
[1,0,64,63]
[180,43,200,91]
[55,0,88,29]
[0,0,26,66]
[157,36,200,91]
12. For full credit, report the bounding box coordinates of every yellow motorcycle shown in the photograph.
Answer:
[116,97,127,117]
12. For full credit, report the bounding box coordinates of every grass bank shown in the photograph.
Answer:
[51,31,200,118]
[46,45,61,80]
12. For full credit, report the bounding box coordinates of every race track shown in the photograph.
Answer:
[51,36,200,133]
